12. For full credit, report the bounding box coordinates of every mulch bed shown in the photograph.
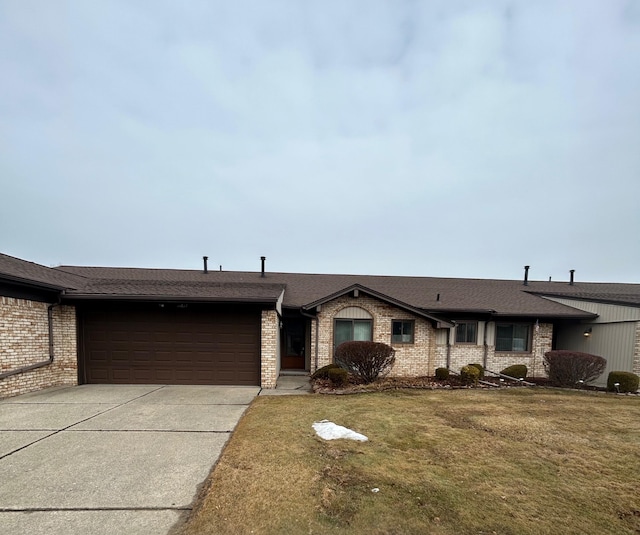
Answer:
[312,375,545,395]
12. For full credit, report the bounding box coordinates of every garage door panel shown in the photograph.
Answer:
[82,307,261,385]
[88,369,108,382]
[112,368,132,381]
[131,351,152,362]
[112,351,131,361]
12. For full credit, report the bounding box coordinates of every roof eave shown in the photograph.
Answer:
[62,293,279,305]
[0,274,66,292]
[534,293,640,308]
[489,312,598,319]
[302,283,454,327]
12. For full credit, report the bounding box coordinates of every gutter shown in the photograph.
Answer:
[0,274,66,292]
[61,294,281,304]
[0,300,60,380]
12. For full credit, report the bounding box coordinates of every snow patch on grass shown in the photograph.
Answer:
[313,420,368,442]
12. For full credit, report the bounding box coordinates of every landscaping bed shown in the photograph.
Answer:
[311,374,544,394]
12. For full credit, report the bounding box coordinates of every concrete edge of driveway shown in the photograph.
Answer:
[0,385,260,535]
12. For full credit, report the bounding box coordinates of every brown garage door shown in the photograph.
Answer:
[80,305,261,385]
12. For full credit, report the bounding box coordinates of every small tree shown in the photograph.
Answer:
[543,350,607,387]
[334,341,395,384]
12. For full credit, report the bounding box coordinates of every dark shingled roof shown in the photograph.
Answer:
[67,279,285,303]
[0,253,86,290]
[3,254,637,316]
[52,264,640,318]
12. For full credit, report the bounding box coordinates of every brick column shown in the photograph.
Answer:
[260,309,279,388]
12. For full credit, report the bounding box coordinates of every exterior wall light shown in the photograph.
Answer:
[583,327,592,337]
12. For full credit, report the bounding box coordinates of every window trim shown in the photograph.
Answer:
[391,319,415,344]
[495,323,532,353]
[455,321,478,345]
[333,318,373,349]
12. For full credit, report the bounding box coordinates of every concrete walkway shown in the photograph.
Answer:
[259,373,312,395]
[0,384,259,535]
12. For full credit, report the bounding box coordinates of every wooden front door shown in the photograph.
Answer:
[281,318,306,370]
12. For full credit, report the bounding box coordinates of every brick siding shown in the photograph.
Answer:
[0,296,77,399]
[312,295,436,377]
[261,309,279,388]
[435,322,553,378]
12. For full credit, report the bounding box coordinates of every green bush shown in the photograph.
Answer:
[607,371,639,393]
[460,365,480,385]
[334,341,396,384]
[311,363,342,380]
[500,364,528,380]
[327,367,349,387]
[468,363,484,379]
[435,367,450,380]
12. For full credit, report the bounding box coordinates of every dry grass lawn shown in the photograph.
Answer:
[179,389,640,535]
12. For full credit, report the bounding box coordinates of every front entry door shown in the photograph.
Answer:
[281,318,306,370]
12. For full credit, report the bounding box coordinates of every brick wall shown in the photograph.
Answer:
[261,309,279,388]
[0,297,77,399]
[434,322,553,378]
[312,295,436,377]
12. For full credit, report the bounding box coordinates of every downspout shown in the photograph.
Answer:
[300,309,319,372]
[482,313,496,369]
[0,299,60,380]
[446,327,452,370]
[483,320,489,369]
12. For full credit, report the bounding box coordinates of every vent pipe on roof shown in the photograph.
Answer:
[570,269,575,285]
[523,265,530,286]
[203,256,208,274]
[261,256,266,278]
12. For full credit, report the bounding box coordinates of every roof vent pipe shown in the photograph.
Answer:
[570,269,575,285]
[203,256,208,274]
[523,265,530,286]
[261,256,266,278]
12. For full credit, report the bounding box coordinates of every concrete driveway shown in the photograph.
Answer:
[0,384,259,535]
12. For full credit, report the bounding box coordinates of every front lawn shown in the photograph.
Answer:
[178,389,640,535]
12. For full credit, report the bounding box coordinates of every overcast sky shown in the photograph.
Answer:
[1,1,639,283]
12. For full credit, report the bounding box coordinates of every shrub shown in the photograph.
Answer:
[607,371,639,393]
[327,367,349,387]
[500,364,528,380]
[435,367,450,380]
[334,341,396,384]
[311,363,342,380]
[468,363,484,379]
[543,350,607,387]
[460,365,480,385]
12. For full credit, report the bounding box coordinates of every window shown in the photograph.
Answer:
[455,322,477,344]
[496,323,531,352]
[392,320,414,344]
[334,319,373,348]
